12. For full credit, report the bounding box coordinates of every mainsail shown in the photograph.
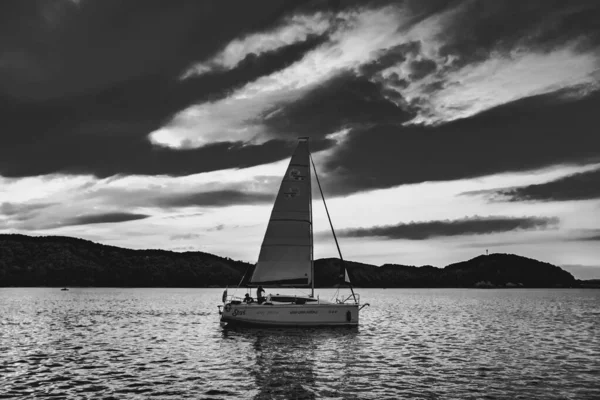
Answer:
[250,138,312,286]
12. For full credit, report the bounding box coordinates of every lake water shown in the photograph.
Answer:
[1,288,599,399]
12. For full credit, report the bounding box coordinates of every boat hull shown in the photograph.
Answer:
[220,302,359,327]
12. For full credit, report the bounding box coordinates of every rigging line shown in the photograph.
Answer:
[309,152,357,304]
[236,264,251,289]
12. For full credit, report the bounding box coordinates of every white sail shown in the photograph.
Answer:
[250,138,312,286]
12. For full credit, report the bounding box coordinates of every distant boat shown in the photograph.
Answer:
[61,288,69,291]
[219,137,368,327]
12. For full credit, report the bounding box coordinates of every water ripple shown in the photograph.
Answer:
[1,288,599,399]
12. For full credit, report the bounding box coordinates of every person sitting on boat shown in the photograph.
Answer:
[244,293,254,304]
[256,285,265,304]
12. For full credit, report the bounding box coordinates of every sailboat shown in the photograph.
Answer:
[218,137,367,327]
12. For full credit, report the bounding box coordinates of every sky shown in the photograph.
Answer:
[1,0,599,279]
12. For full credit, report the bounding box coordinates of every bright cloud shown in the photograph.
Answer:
[149,6,409,148]
[150,1,600,150]
[375,2,600,123]
[401,43,600,124]
[181,13,332,78]
[0,159,289,232]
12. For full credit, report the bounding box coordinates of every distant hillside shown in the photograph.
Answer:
[318,254,577,288]
[0,234,250,287]
[0,234,580,288]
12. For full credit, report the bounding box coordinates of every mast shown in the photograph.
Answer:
[307,139,314,298]
[309,153,358,304]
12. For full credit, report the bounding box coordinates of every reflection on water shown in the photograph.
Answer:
[1,288,599,399]
[223,326,359,399]
[253,328,317,399]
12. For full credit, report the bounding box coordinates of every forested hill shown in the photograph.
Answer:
[315,256,577,288]
[0,234,250,287]
[0,234,580,288]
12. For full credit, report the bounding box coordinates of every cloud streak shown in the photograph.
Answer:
[570,229,600,242]
[181,12,332,78]
[65,212,150,227]
[149,5,411,148]
[483,168,600,202]
[157,190,274,208]
[401,43,600,124]
[320,89,600,196]
[335,216,559,240]
[0,202,55,219]
[4,211,151,231]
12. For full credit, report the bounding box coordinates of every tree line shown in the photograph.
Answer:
[0,234,580,288]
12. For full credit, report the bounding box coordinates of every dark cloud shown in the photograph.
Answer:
[335,216,559,240]
[1,121,260,176]
[0,202,54,220]
[65,212,150,227]
[1,208,149,231]
[480,168,600,202]
[0,0,308,101]
[157,190,274,208]
[299,0,426,15]
[321,89,600,196]
[408,58,437,80]
[262,73,414,138]
[570,229,600,241]
[0,107,333,178]
[0,0,331,178]
[84,181,281,210]
[581,235,600,241]
[358,41,421,77]
[437,1,600,66]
